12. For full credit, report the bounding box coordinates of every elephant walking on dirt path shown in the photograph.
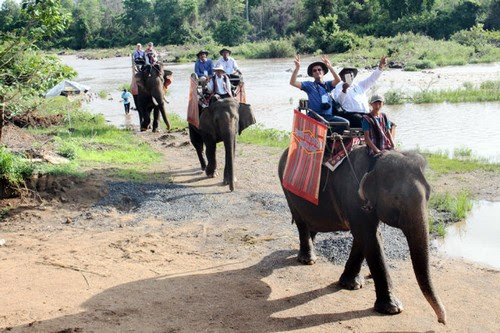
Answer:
[189,98,255,191]
[278,148,447,324]
[135,64,171,132]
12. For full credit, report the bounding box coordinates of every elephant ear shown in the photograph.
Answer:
[238,103,256,135]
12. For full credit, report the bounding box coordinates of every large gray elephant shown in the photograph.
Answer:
[135,64,171,132]
[189,98,254,191]
[278,148,447,324]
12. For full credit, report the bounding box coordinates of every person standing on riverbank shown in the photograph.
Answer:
[290,55,348,133]
[121,89,133,114]
[333,56,387,127]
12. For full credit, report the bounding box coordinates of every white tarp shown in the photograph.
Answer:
[45,80,90,98]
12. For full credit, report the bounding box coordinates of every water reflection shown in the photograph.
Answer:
[60,55,500,161]
[436,201,500,269]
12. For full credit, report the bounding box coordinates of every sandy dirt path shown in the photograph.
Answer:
[1,130,499,332]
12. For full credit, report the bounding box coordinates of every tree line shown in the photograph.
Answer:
[0,0,498,50]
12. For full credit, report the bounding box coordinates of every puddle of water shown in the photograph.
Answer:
[60,56,500,161]
[435,201,500,269]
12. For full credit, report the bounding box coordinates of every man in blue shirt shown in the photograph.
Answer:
[121,89,133,114]
[290,55,349,133]
[194,50,213,85]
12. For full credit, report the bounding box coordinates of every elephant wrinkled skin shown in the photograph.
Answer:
[278,148,447,324]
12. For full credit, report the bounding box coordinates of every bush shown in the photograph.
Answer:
[0,147,34,186]
[384,90,405,105]
[291,33,315,53]
[327,30,360,53]
[56,140,78,160]
[267,39,296,58]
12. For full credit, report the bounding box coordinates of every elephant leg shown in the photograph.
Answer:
[152,106,160,132]
[339,236,365,290]
[205,140,217,178]
[141,108,152,131]
[223,134,235,191]
[189,126,206,171]
[359,224,403,315]
[296,219,317,265]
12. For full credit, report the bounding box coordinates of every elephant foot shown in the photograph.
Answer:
[152,128,159,133]
[374,294,404,315]
[140,128,147,132]
[200,165,206,171]
[297,250,317,265]
[206,171,218,178]
[339,273,365,290]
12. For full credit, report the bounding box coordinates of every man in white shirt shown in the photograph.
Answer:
[215,48,240,75]
[333,55,387,127]
[207,65,233,102]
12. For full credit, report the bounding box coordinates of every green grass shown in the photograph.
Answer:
[428,191,474,237]
[33,162,85,178]
[424,151,500,175]
[0,147,34,186]
[161,112,188,130]
[119,83,131,92]
[98,90,108,99]
[238,124,290,148]
[430,192,473,220]
[385,80,500,105]
[32,111,160,169]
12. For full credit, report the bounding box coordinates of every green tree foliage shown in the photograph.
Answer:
[379,0,435,20]
[213,16,252,46]
[306,15,359,53]
[122,0,154,42]
[0,0,76,116]
[484,0,500,30]
[155,0,200,45]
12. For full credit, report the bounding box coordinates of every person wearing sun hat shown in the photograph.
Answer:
[290,55,349,133]
[194,50,213,78]
[333,55,388,127]
[215,48,241,76]
[206,64,233,101]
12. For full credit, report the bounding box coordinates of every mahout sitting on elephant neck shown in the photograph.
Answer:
[278,147,446,324]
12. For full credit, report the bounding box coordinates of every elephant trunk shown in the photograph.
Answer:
[224,134,235,191]
[403,205,446,324]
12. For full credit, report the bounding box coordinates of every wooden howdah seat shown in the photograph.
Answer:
[297,99,364,139]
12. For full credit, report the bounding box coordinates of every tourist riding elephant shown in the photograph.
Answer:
[189,98,254,191]
[278,148,447,324]
[135,64,171,132]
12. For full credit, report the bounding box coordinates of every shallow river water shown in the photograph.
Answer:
[61,55,500,161]
[60,55,500,268]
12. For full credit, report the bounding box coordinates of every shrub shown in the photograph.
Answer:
[267,39,296,58]
[291,33,315,53]
[56,141,78,160]
[0,147,34,186]
[384,90,405,105]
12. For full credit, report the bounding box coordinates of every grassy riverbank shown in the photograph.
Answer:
[385,80,500,104]
[57,32,500,70]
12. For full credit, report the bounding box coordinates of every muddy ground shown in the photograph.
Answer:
[1,128,499,332]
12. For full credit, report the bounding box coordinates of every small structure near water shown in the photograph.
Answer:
[45,80,90,98]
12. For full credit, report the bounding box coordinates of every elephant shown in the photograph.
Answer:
[189,98,255,191]
[277,147,447,324]
[135,64,171,132]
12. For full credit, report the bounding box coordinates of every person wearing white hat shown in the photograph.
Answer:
[361,93,395,159]
[206,65,233,101]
